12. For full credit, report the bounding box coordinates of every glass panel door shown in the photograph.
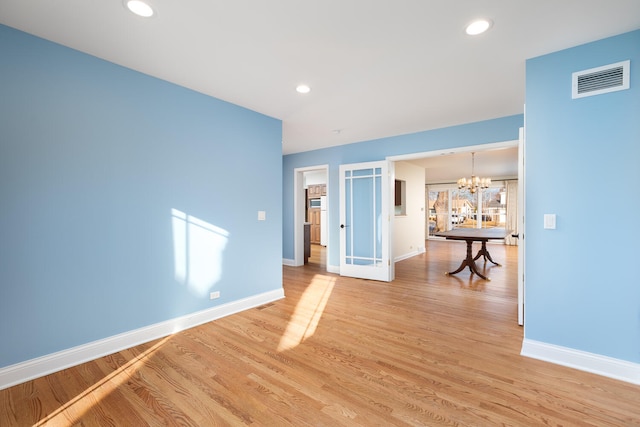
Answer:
[481,187,506,229]
[451,189,474,229]
[339,161,391,281]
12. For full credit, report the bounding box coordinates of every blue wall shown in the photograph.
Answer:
[525,30,640,362]
[283,115,524,267]
[0,25,283,368]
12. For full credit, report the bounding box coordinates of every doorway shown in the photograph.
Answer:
[293,165,329,270]
[388,139,523,324]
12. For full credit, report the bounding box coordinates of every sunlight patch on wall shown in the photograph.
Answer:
[278,274,335,352]
[171,209,229,297]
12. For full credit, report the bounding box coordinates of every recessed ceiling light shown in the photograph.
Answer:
[126,0,154,17]
[296,84,311,94]
[465,19,492,36]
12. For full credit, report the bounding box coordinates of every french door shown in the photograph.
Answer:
[339,161,393,282]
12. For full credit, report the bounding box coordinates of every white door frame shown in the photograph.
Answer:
[293,165,329,268]
[517,127,526,325]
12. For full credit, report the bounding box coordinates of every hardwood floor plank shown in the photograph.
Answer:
[1,240,639,426]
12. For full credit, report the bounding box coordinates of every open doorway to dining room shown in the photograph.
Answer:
[388,138,523,324]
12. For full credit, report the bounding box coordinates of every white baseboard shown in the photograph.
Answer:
[282,258,296,266]
[521,338,640,385]
[394,248,425,262]
[0,288,285,391]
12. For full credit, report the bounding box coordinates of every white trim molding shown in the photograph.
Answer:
[394,248,426,263]
[0,288,285,391]
[521,339,640,385]
[282,258,296,266]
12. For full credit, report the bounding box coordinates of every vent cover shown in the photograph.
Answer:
[572,60,630,99]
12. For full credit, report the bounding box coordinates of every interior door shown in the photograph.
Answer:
[517,127,526,325]
[339,161,392,281]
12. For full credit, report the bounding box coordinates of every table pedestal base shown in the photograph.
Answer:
[473,241,501,266]
[435,228,510,281]
[445,240,498,281]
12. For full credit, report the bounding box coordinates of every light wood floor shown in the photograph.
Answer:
[2,240,639,426]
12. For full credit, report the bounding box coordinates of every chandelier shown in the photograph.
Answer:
[457,152,491,193]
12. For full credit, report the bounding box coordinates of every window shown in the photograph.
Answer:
[427,181,510,236]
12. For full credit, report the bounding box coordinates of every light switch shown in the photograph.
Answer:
[258,210,266,221]
[544,214,556,229]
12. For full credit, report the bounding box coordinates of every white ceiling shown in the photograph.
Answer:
[405,146,519,185]
[1,0,639,159]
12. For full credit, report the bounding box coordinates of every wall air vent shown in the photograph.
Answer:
[572,60,630,99]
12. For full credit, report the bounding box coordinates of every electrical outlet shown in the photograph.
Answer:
[210,291,220,300]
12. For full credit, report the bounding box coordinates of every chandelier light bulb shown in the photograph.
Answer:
[458,152,491,193]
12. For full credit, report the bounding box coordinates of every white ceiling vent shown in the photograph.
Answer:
[572,60,630,99]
